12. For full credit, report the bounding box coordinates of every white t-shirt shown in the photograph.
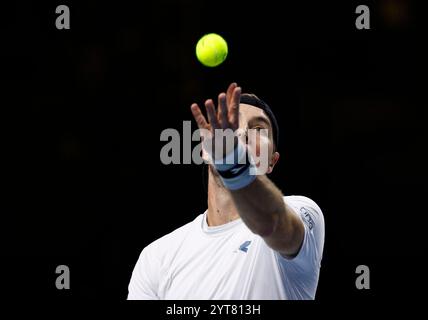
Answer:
[128,195,325,300]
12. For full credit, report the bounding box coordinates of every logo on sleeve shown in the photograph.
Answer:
[300,207,315,230]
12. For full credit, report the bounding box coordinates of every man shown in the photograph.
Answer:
[128,83,325,300]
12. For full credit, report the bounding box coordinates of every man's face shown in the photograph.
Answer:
[238,103,279,174]
[208,103,279,177]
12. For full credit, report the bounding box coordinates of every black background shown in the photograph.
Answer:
[1,0,426,305]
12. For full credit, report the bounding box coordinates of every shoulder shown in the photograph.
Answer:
[283,195,324,230]
[284,195,323,213]
[141,214,203,259]
[280,195,325,264]
[271,196,325,299]
[128,215,203,300]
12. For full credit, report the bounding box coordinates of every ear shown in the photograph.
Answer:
[267,152,280,174]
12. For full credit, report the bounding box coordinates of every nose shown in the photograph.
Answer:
[236,126,249,144]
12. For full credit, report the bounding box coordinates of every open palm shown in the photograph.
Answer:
[190,83,242,161]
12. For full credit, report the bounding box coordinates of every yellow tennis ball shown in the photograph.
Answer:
[196,33,228,67]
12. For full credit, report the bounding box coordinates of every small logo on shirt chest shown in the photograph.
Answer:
[236,240,252,253]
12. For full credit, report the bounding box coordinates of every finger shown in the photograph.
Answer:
[205,99,220,130]
[229,86,241,129]
[217,93,228,129]
[190,103,209,129]
[226,82,237,107]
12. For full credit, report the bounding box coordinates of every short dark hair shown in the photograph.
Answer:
[240,93,279,151]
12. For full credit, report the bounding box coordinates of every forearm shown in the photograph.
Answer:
[230,175,304,256]
[230,175,284,236]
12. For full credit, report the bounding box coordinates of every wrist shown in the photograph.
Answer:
[213,141,257,190]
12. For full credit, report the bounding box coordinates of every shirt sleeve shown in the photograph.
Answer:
[275,196,325,299]
[127,245,160,300]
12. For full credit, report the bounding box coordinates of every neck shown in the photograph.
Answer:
[206,166,240,227]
